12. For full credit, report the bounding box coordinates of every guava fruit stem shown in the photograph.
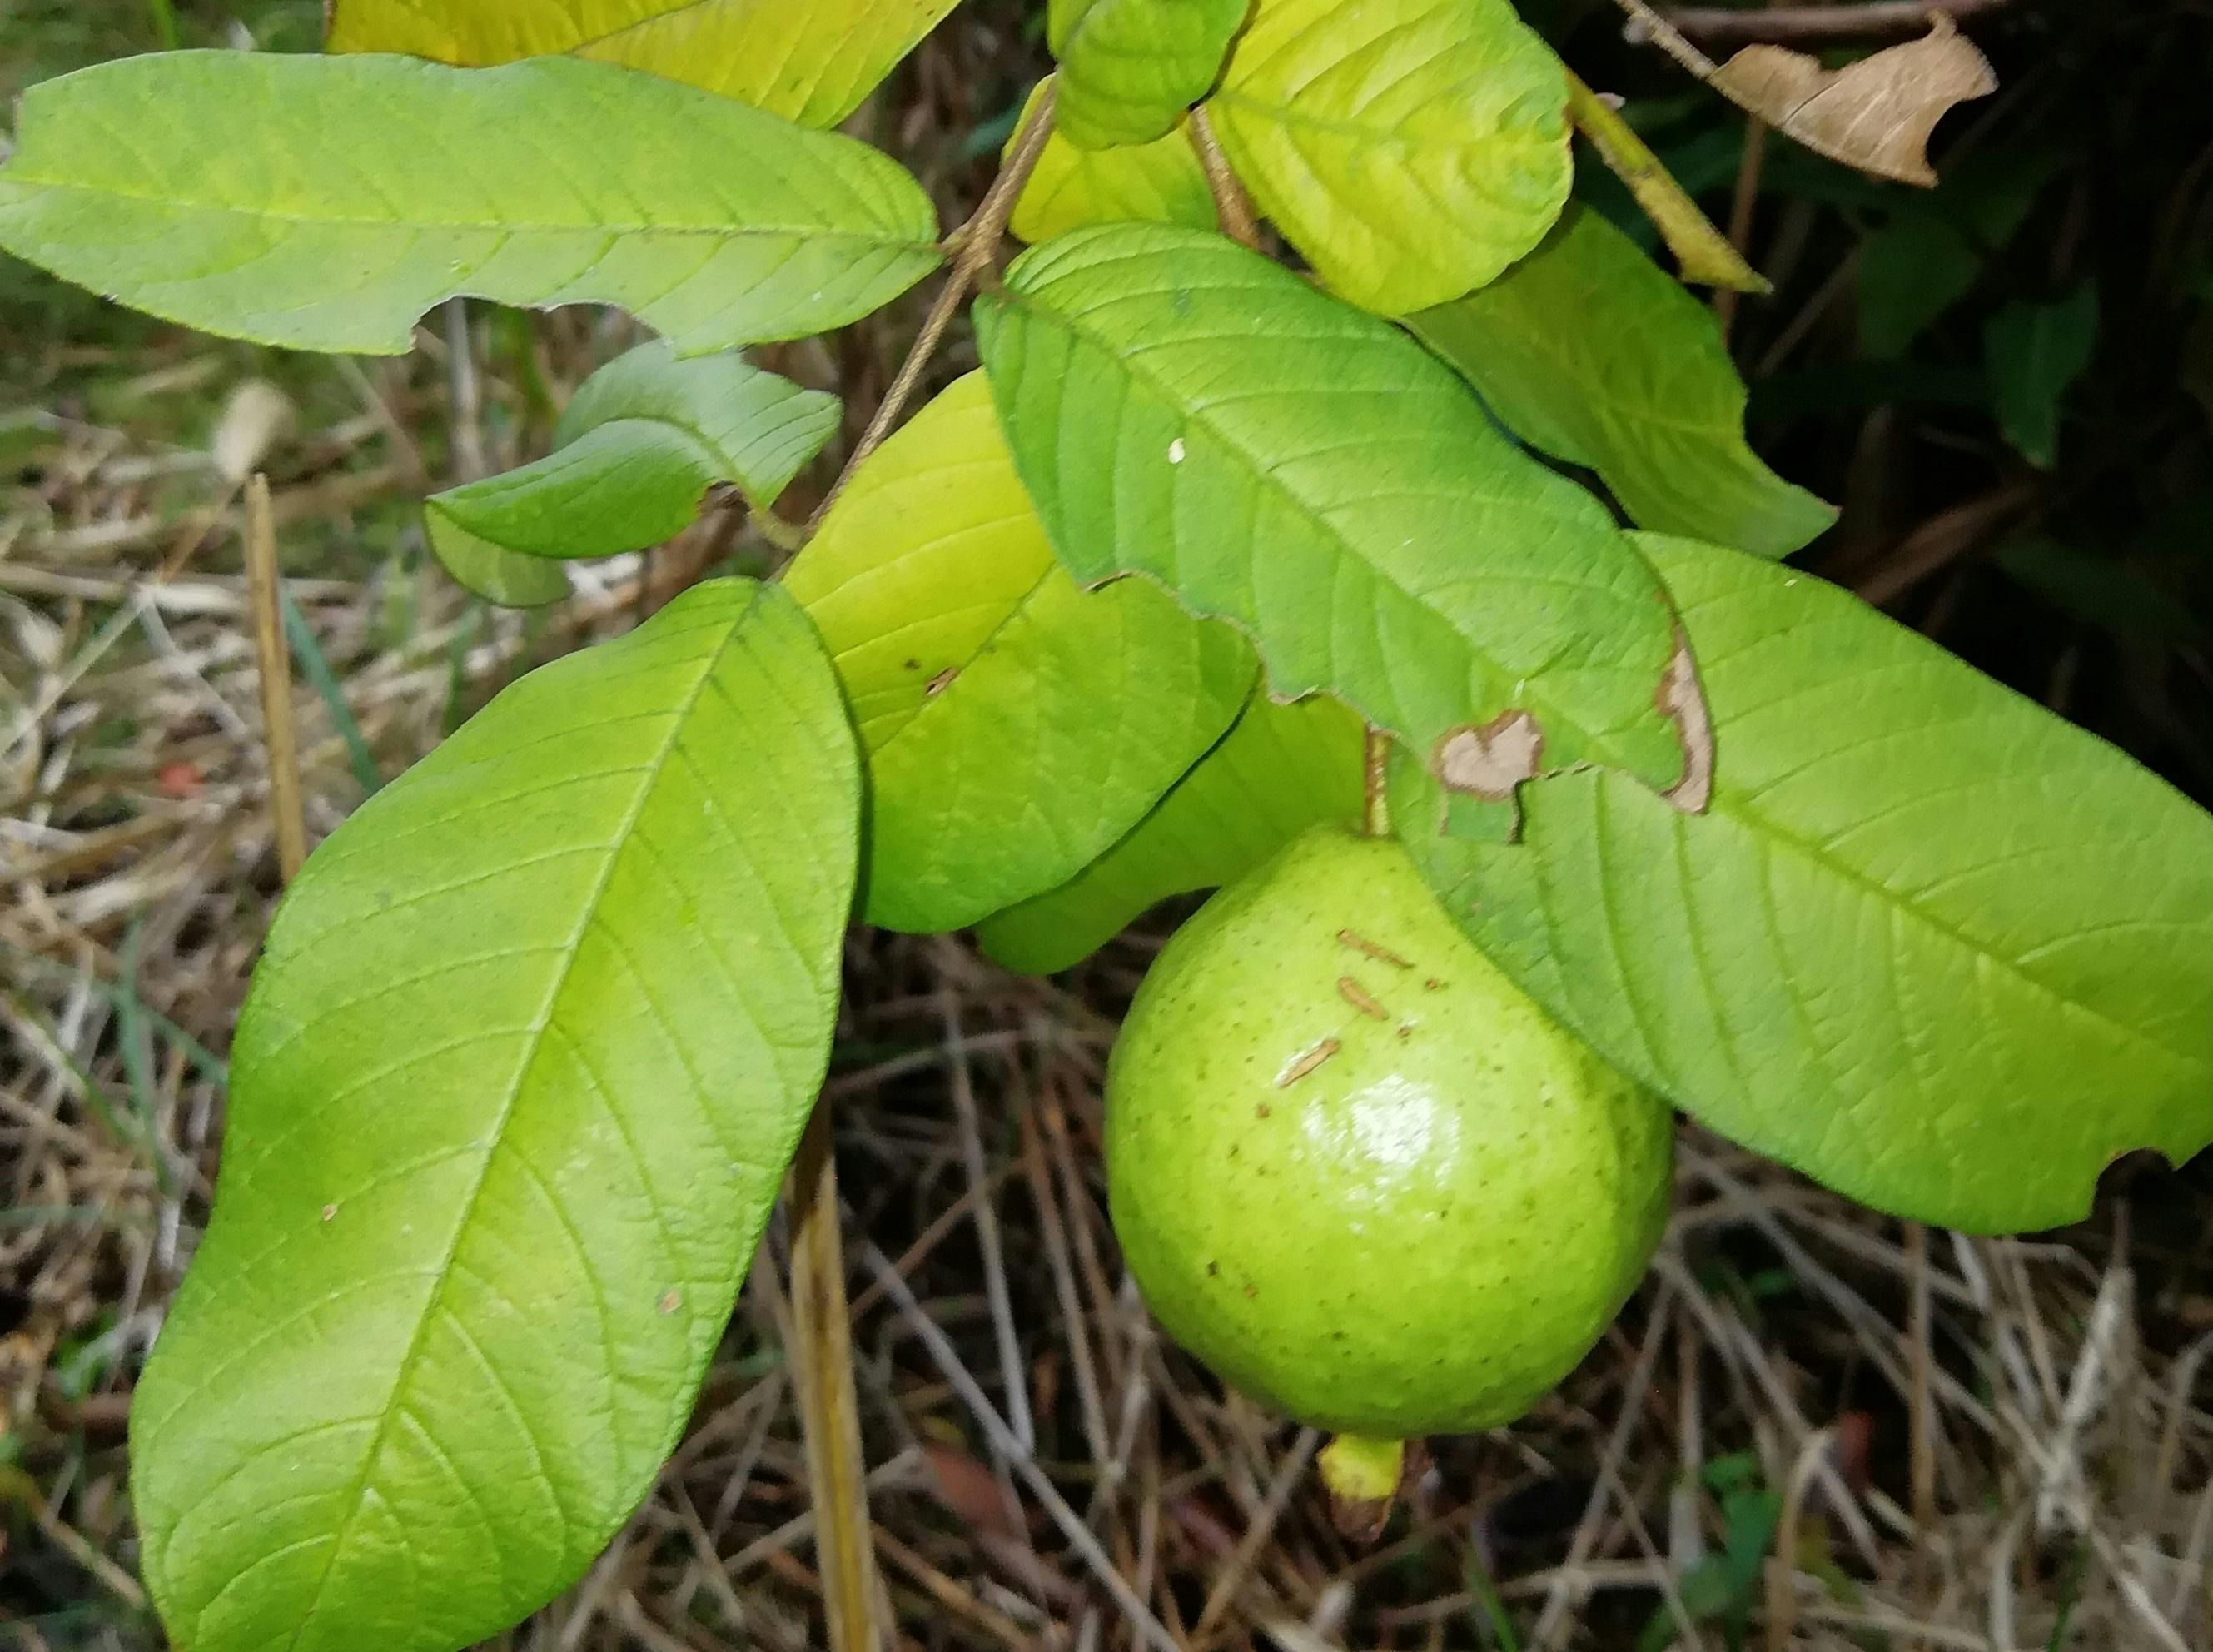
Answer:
[1320,1432,1406,1540]
[1361,728,1390,838]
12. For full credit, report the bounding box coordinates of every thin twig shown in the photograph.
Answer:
[1659,0,2012,44]
[942,983,1035,1454]
[788,1107,886,1651]
[1188,107,1261,251]
[859,1240,1183,1652]
[1713,116,1768,341]
[1907,1222,1938,1538]
[243,475,306,883]
[806,82,1060,535]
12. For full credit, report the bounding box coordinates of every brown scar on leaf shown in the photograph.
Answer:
[1337,977,1390,1020]
[1657,626,1714,814]
[1433,709,1544,802]
[1708,17,1996,188]
[1337,929,1413,968]
[1278,1037,1340,1087]
[924,667,958,697]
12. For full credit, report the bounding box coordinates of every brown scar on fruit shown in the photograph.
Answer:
[1255,1102,1272,1118]
[1657,627,1714,814]
[1337,977,1390,1020]
[1278,1038,1340,1087]
[1338,929,1413,968]
[925,667,958,697]
[1433,709,1544,802]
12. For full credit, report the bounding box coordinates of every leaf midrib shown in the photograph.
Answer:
[278,592,756,1651]
[0,177,935,250]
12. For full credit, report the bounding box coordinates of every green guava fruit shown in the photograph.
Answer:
[1105,822,1672,1439]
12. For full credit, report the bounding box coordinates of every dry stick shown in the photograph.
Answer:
[1663,0,2013,44]
[807,82,1060,536]
[776,99,1062,1645]
[1906,1222,1938,1540]
[1713,114,1768,341]
[1188,107,1261,251]
[1192,1427,1322,1640]
[244,475,307,883]
[942,983,1036,1453]
[788,1107,888,1652]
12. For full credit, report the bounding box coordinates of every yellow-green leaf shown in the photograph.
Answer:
[1049,0,1250,149]
[132,581,858,1652]
[1206,0,1570,312]
[978,685,1363,974]
[785,373,1253,934]
[1010,78,1216,244]
[1410,206,1834,560]
[326,0,961,127]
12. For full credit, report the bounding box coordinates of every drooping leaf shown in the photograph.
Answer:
[783,372,1252,934]
[428,343,838,601]
[1048,0,1249,150]
[1204,0,1571,312]
[1410,205,1835,560]
[131,580,859,1652]
[1395,535,2213,1232]
[1010,77,1216,244]
[975,223,1700,820]
[1563,68,1767,294]
[1985,284,2099,470]
[1708,17,1997,188]
[326,0,960,128]
[426,517,574,609]
[978,685,1363,974]
[0,52,941,356]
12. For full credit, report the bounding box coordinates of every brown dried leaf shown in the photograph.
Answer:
[1710,17,1996,187]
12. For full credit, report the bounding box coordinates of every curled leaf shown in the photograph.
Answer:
[1710,17,1996,187]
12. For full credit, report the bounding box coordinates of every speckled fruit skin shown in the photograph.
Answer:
[1106,824,1673,1437]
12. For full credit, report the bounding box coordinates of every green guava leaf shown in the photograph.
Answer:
[1205,0,1570,312]
[1049,0,1249,149]
[0,52,941,356]
[975,223,1701,818]
[424,518,574,610]
[326,0,960,127]
[428,343,838,602]
[1395,536,2213,1233]
[1410,206,1836,560]
[130,580,858,1652]
[783,372,1253,934]
[1985,284,2099,470]
[1011,78,1216,244]
[978,685,1363,974]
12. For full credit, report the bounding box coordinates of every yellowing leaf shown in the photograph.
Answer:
[326,0,960,127]
[1710,17,1996,188]
[1010,77,1216,242]
[1206,0,1571,312]
[784,373,1252,933]
[1410,206,1834,560]
[1049,0,1249,149]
